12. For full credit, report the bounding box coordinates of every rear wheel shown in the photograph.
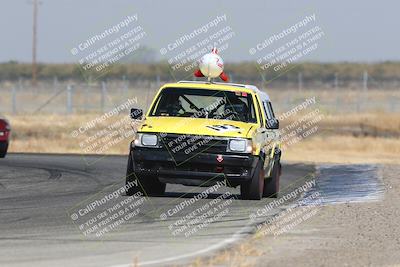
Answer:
[241,161,264,200]
[0,142,8,158]
[125,151,166,196]
[263,159,281,198]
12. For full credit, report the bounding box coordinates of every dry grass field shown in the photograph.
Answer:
[4,111,400,164]
[2,83,399,164]
[282,112,400,164]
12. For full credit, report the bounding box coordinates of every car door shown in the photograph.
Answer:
[252,95,273,165]
[261,100,280,173]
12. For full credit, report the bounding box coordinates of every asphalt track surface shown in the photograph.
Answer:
[0,153,317,267]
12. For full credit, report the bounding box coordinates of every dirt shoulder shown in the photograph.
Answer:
[197,164,400,267]
[249,164,400,267]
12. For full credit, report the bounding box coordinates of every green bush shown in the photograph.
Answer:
[1,61,399,83]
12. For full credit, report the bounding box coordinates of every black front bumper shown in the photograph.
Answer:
[131,147,259,183]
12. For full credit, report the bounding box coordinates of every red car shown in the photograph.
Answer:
[0,118,10,158]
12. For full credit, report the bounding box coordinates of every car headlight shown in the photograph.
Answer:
[134,133,158,147]
[227,139,252,153]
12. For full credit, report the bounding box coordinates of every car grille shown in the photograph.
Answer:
[159,133,228,155]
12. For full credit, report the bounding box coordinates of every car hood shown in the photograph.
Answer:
[138,117,257,138]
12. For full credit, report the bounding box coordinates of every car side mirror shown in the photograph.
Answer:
[130,108,143,120]
[266,118,279,129]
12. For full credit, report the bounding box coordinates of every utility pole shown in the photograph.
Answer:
[363,70,368,92]
[298,72,303,92]
[32,0,39,86]
[334,73,338,90]
[334,73,339,109]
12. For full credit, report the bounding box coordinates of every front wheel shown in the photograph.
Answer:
[241,162,264,200]
[125,151,166,196]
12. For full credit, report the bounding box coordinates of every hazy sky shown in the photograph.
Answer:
[0,0,398,63]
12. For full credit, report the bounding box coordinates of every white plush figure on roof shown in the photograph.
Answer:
[194,48,229,82]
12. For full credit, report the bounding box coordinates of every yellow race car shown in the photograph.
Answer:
[126,81,281,200]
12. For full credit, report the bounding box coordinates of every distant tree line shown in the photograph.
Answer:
[1,61,399,83]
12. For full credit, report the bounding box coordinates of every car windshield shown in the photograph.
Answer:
[149,87,257,123]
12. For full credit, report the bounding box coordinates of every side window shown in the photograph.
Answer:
[263,101,277,128]
[267,102,276,118]
[254,95,265,127]
[263,101,272,120]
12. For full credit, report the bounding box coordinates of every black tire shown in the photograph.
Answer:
[263,159,281,198]
[125,151,166,196]
[138,175,166,197]
[0,142,8,158]
[241,161,264,200]
[125,152,138,196]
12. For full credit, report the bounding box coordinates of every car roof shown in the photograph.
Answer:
[161,81,270,101]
